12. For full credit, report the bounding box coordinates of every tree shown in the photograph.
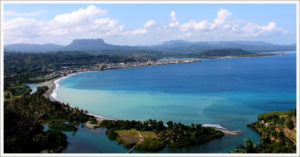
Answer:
[156,121,165,133]
[286,119,294,130]
[233,138,258,153]
[167,121,173,129]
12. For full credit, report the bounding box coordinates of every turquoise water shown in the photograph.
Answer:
[56,52,297,153]
[26,83,41,94]
[43,125,128,153]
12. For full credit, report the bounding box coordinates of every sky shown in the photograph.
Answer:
[3,4,297,46]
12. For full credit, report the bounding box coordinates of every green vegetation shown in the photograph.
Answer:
[195,49,253,57]
[107,129,119,140]
[48,121,78,131]
[188,48,279,58]
[4,107,66,153]
[232,109,296,153]
[114,129,142,143]
[100,119,224,151]
[114,129,142,147]
[4,85,31,99]
[136,139,165,152]
[4,86,92,153]
[140,131,158,139]
[4,52,151,89]
[232,138,258,153]
[111,129,164,151]
[89,117,98,125]
[4,51,151,153]
[286,119,294,130]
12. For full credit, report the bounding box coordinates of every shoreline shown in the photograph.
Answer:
[37,55,281,134]
[38,69,242,135]
[39,58,202,108]
[39,58,203,121]
[38,53,283,99]
[39,71,242,135]
[39,72,114,121]
[39,53,285,101]
[210,52,286,59]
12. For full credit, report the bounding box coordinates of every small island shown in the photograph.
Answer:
[99,119,224,152]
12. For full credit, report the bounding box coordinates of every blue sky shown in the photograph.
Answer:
[4,4,296,45]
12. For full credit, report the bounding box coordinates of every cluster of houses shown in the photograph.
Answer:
[35,58,201,81]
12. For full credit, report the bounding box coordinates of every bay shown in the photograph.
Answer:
[55,51,297,153]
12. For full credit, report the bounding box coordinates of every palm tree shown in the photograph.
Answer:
[233,138,258,153]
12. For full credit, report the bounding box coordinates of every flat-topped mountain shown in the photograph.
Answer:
[62,39,120,51]
[4,39,296,54]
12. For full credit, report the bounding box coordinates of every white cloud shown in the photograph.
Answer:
[50,5,107,27]
[4,7,290,45]
[240,21,287,37]
[171,11,176,21]
[4,5,122,44]
[129,28,148,35]
[261,22,276,31]
[169,8,287,41]
[125,20,156,35]
[169,11,179,27]
[214,9,232,24]
[4,17,43,43]
[180,20,210,32]
[144,19,156,28]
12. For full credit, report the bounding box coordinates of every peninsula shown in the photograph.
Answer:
[232,110,296,153]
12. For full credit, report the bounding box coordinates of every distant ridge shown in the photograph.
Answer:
[151,40,296,53]
[4,39,296,54]
[4,43,63,53]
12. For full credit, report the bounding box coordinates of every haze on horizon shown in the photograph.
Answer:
[4,4,296,46]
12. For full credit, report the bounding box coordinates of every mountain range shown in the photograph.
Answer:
[4,39,296,54]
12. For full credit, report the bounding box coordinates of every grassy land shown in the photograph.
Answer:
[140,131,158,139]
[115,129,143,144]
[114,129,164,152]
[114,130,158,144]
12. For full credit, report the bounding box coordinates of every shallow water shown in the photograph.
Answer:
[26,83,41,94]
[55,51,297,153]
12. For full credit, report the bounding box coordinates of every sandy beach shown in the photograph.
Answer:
[85,117,108,129]
[202,124,242,136]
[216,129,242,136]
[39,72,82,99]
[39,73,112,127]
[39,79,56,99]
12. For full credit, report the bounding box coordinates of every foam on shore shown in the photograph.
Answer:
[202,124,242,135]
[202,124,226,130]
[50,72,114,121]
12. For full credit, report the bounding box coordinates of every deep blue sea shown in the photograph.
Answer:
[51,51,296,153]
